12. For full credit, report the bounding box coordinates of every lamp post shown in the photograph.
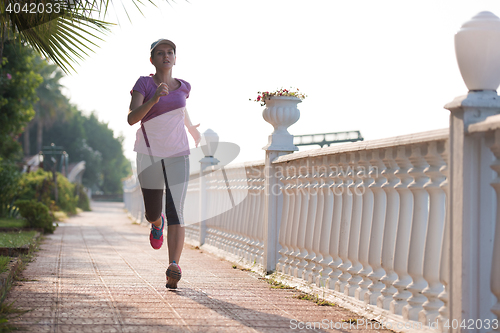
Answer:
[41,143,65,203]
[199,129,220,246]
[444,11,500,332]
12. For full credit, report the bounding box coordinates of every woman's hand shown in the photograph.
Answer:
[188,124,201,147]
[153,82,169,103]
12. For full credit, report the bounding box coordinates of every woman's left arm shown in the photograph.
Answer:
[184,108,201,147]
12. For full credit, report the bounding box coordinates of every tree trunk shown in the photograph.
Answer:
[23,123,30,156]
[36,112,43,153]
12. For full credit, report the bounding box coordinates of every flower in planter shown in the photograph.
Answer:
[250,87,306,106]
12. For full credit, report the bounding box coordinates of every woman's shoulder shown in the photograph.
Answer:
[177,78,191,91]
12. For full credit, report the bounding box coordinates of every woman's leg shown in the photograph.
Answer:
[141,189,163,228]
[137,153,165,228]
[161,155,189,264]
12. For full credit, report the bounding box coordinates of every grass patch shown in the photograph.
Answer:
[231,264,251,272]
[0,219,27,229]
[0,257,11,274]
[0,231,37,248]
[0,235,42,331]
[342,318,360,324]
[293,292,336,306]
[266,278,295,290]
[0,301,29,332]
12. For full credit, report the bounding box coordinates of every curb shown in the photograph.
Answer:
[0,231,42,301]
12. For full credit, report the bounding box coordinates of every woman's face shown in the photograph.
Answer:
[150,44,176,69]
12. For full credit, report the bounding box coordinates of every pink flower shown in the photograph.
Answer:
[257,96,261,101]
[6,73,12,80]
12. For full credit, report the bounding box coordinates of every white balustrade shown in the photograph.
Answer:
[327,155,344,290]
[293,159,310,277]
[365,150,388,305]
[390,146,414,315]
[377,147,400,309]
[336,153,353,293]
[355,150,374,301]
[345,152,363,296]
[420,141,447,324]
[302,157,319,281]
[309,156,327,284]
[315,156,334,287]
[403,144,430,321]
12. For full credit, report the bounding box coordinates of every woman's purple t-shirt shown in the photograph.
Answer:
[131,75,191,158]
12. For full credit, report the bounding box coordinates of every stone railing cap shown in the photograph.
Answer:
[273,128,449,163]
[468,114,500,133]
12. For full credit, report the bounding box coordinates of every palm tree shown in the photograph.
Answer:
[0,0,162,73]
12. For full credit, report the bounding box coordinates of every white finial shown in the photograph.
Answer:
[201,129,219,157]
[455,11,500,91]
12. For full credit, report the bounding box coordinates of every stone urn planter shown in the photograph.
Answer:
[262,96,301,151]
[455,11,500,91]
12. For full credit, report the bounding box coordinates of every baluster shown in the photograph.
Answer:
[390,146,414,315]
[303,158,319,281]
[316,156,335,287]
[234,168,246,256]
[310,156,327,284]
[489,129,500,333]
[327,155,343,290]
[249,170,261,264]
[378,147,400,309]
[365,149,388,305]
[436,139,450,332]
[277,163,293,273]
[419,141,446,324]
[283,162,298,275]
[403,144,430,321]
[287,161,302,276]
[244,171,256,263]
[346,152,364,296]
[294,159,311,278]
[257,175,266,264]
[355,151,375,301]
[239,166,252,261]
[336,154,353,292]
[226,169,237,254]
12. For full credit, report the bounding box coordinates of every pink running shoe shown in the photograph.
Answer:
[149,214,164,250]
[166,261,182,289]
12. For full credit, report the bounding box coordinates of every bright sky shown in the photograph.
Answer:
[61,0,500,165]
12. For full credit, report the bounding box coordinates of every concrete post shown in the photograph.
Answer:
[445,91,500,330]
[445,11,500,330]
[262,96,301,274]
[199,129,220,246]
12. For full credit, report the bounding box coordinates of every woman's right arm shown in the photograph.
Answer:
[128,82,169,125]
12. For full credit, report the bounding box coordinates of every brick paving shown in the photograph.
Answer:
[6,201,392,333]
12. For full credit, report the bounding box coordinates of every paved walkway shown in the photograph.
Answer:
[7,202,391,333]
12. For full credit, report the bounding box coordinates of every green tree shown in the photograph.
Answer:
[41,107,130,195]
[0,41,42,160]
[0,0,113,73]
[1,0,173,74]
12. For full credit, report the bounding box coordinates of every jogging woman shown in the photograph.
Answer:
[127,39,200,289]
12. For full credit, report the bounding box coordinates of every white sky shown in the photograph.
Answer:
[60,0,500,165]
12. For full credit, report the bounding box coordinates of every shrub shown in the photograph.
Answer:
[56,173,77,214]
[17,169,78,215]
[14,199,55,234]
[0,158,21,218]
